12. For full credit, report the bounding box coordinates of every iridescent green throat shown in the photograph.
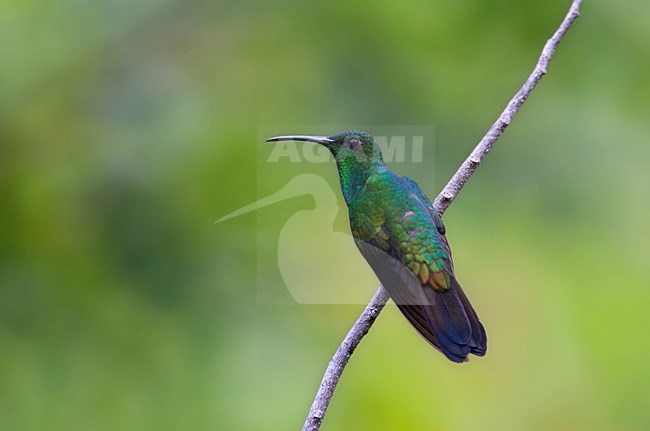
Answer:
[335,156,384,205]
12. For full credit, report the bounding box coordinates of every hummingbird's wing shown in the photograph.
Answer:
[400,177,487,358]
[356,237,485,362]
[355,239,473,362]
[352,176,486,362]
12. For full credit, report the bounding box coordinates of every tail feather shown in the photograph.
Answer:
[452,277,487,356]
[389,274,486,363]
[355,240,486,362]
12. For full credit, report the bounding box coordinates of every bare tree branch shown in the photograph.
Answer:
[303,2,582,430]
[433,0,583,214]
[302,288,390,431]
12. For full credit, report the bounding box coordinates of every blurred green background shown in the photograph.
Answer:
[1,0,649,430]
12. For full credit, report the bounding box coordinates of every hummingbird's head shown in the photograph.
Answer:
[266,130,383,165]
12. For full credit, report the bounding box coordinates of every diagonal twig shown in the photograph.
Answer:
[303,2,583,430]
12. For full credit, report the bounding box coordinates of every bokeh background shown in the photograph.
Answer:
[2,0,649,430]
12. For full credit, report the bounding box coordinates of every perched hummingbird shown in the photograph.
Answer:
[266,130,486,363]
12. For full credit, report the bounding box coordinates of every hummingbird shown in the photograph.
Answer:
[266,130,486,363]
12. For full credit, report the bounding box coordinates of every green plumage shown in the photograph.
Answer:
[266,130,487,362]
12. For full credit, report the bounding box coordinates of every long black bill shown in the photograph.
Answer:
[265,135,334,145]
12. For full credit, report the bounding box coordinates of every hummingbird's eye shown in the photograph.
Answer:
[349,138,361,147]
